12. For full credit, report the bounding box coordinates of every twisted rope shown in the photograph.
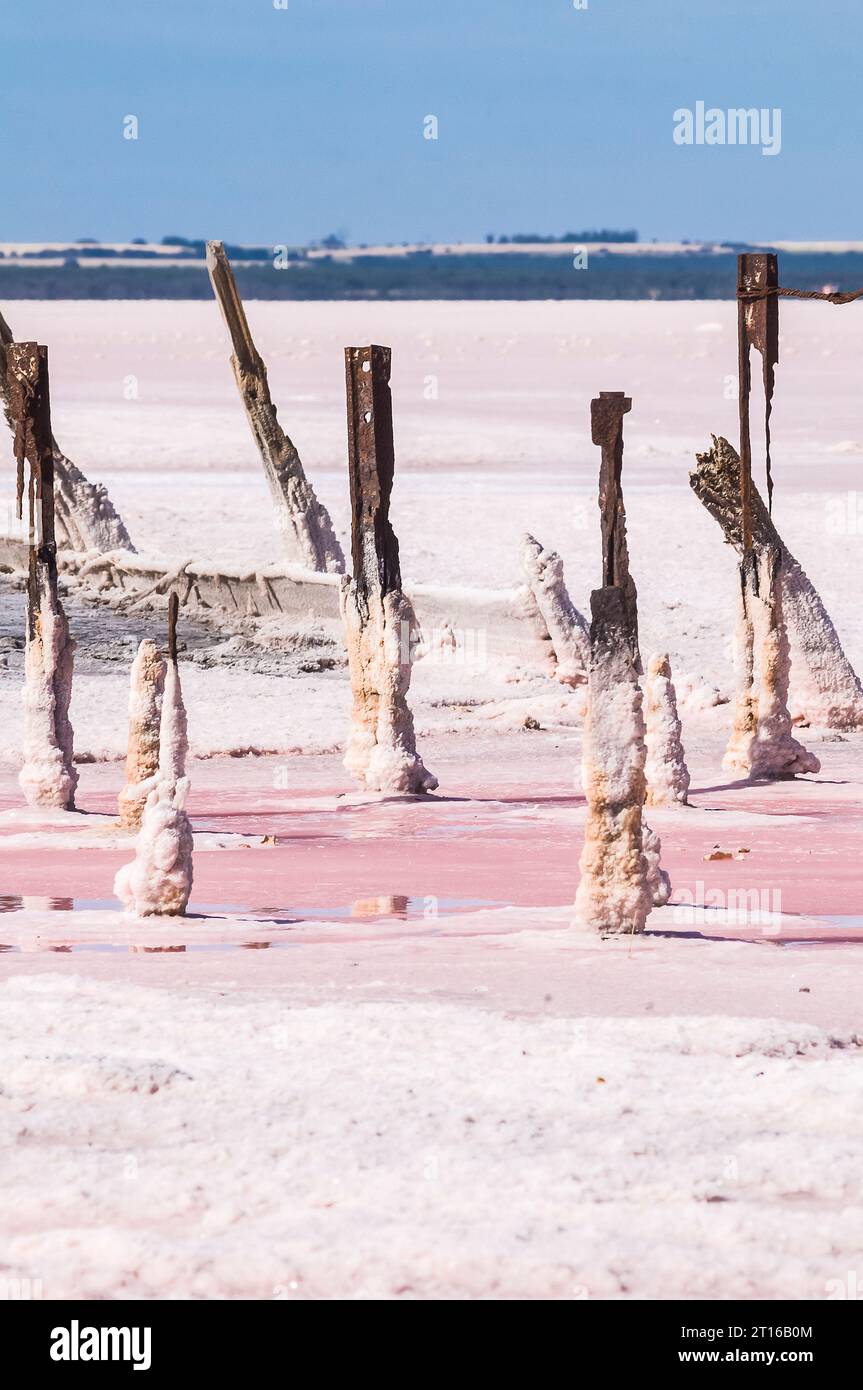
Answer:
[738,284,863,306]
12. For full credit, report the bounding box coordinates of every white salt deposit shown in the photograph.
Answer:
[644,652,690,805]
[114,659,193,916]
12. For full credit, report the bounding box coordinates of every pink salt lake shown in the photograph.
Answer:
[0,738,860,951]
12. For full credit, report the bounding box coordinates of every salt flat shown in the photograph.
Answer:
[1,299,862,1299]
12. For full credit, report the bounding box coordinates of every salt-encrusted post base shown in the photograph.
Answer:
[114,776,194,917]
[114,597,194,916]
[723,547,821,779]
[341,582,437,794]
[19,569,78,810]
[574,587,654,935]
[521,533,590,687]
[118,639,166,829]
[644,652,690,805]
[341,344,436,795]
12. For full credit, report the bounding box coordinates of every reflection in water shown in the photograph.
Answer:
[0,895,114,913]
[352,895,409,919]
[128,945,187,954]
[0,891,509,952]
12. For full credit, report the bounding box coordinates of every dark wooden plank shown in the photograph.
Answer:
[737,251,779,548]
[7,343,58,634]
[344,345,401,600]
[590,389,639,661]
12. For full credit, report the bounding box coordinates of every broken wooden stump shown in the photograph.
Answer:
[114,594,194,916]
[206,242,344,574]
[339,345,437,795]
[521,532,589,687]
[117,639,166,829]
[575,392,668,934]
[591,390,639,666]
[691,436,863,728]
[723,546,820,780]
[8,344,78,810]
[644,653,690,806]
[1,308,134,553]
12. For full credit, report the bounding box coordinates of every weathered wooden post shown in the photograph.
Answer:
[206,241,344,574]
[574,392,668,934]
[1,310,133,553]
[691,436,863,728]
[720,254,821,774]
[592,390,640,663]
[8,344,78,809]
[737,252,779,542]
[340,345,437,795]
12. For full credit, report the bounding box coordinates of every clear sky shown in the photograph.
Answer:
[2,0,860,244]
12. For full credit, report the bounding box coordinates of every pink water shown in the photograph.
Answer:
[0,739,861,941]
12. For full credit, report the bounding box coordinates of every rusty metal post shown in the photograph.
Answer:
[737,252,779,549]
[344,344,401,600]
[590,390,639,663]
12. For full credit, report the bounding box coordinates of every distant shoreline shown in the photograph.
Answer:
[2,247,862,301]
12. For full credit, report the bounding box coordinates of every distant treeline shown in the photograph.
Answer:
[1,239,282,262]
[487,229,638,244]
[2,251,862,300]
[1,230,641,260]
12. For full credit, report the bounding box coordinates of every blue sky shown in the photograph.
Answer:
[2,0,860,244]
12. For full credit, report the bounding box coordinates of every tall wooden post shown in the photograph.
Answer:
[339,345,436,795]
[344,344,401,604]
[8,344,77,809]
[590,389,639,665]
[737,252,779,549]
[574,390,669,934]
[9,344,56,596]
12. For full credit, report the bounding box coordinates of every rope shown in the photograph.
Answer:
[738,284,863,306]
